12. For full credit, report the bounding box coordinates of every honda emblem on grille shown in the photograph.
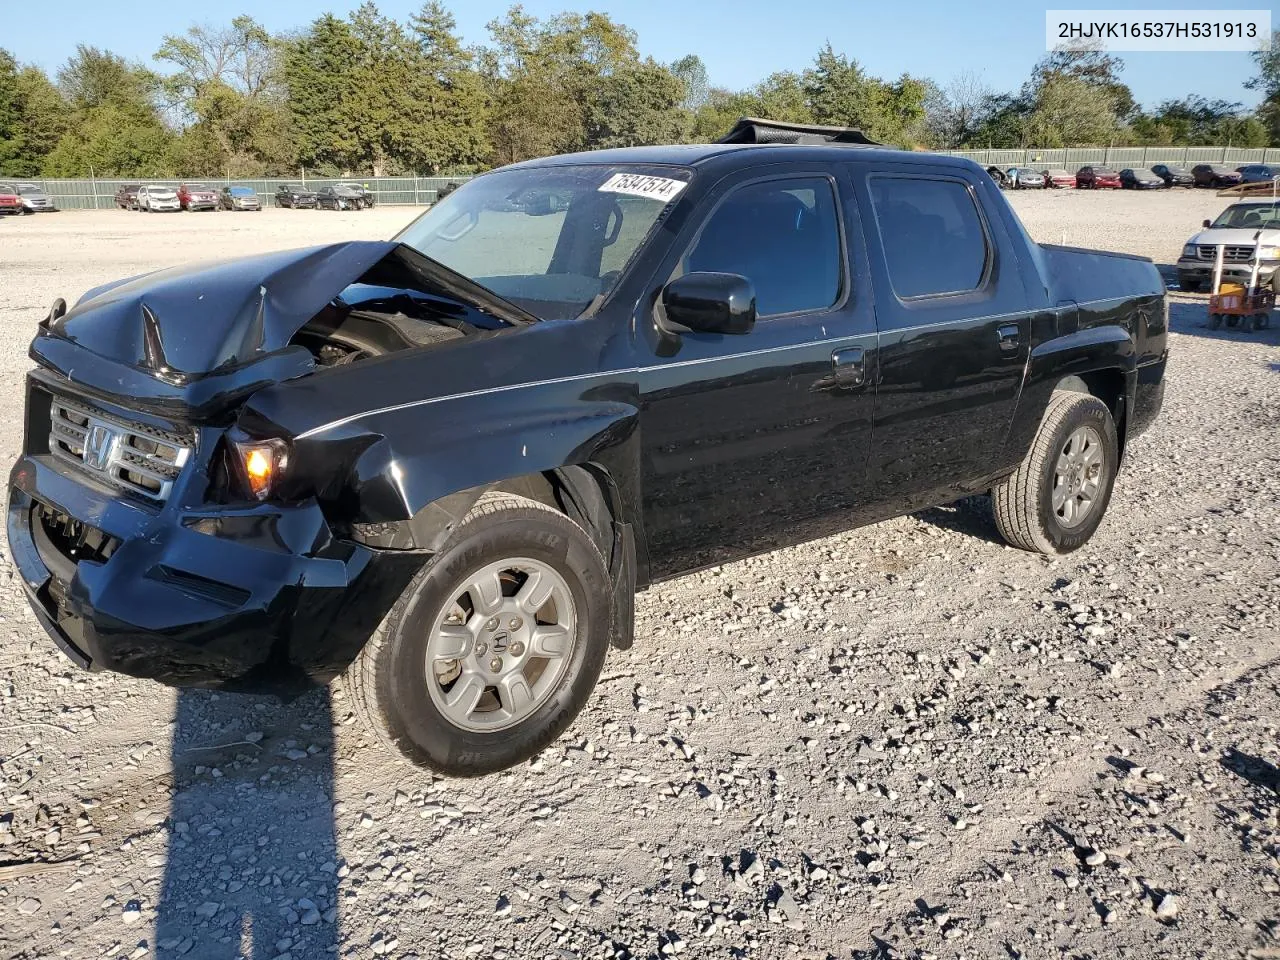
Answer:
[83,421,118,471]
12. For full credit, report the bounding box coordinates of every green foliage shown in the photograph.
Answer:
[1023,75,1119,147]
[587,60,686,148]
[7,10,1280,180]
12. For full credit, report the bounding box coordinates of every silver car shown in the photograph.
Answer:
[1006,167,1046,189]
[137,184,181,212]
[16,183,56,213]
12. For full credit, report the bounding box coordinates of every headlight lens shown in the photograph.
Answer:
[1182,244,1197,257]
[232,438,289,501]
[1257,245,1280,259]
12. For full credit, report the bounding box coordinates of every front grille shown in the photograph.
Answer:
[49,396,192,502]
[1197,245,1255,263]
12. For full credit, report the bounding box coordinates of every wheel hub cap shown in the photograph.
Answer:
[424,558,576,732]
[1052,425,1105,529]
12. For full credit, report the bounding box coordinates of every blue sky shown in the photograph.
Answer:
[6,0,1270,111]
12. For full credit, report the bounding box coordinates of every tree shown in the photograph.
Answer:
[1247,30,1280,142]
[44,45,173,175]
[154,16,291,175]
[481,6,645,163]
[1130,96,1262,145]
[282,14,364,172]
[925,71,995,148]
[1023,74,1118,147]
[670,54,709,111]
[802,45,926,146]
[586,59,685,148]
[1032,46,1135,120]
[403,1,490,171]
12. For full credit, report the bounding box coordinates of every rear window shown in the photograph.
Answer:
[869,177,989,299]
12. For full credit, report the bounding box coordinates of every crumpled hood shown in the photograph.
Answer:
[31,241,536,421]
[58,242,399,377]
[1186,227,1280,248]
[32,242,399,419]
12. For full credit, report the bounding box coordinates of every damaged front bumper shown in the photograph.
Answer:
[7,436,423,694]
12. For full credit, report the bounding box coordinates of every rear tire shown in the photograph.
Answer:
[991,392,1119,555]
[347,492,612,776]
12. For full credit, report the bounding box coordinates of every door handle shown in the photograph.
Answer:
[831,347,865,387]
[997,323,1021,351]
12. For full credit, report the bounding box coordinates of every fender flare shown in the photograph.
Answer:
[1002,325,1137,467]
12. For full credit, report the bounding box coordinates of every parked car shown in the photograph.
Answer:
[178,183,219,211]
[1236,164,1279,185]
[0,182,23,215]
[985,165,1010,189]
[1041,168,1076,188]
[115,183,141,210]
[9,127,1168,776]
[1151,164,1194,187]
[1006,167,1045,189]
[219,185,261,211]
[276,184,318,209]
[315,184,365,210]
[1192,164,1243,188]
[16,183,57,213]
[1076,166,1121,189]
[136,184,180,212]
[1175,199,1280,292]
[1119,168,1164,190]
[336,181,375,208]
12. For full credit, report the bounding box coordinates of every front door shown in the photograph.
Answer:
[636,169,878,580]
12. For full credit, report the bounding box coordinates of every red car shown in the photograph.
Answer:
[1076,166,1121,189]
[0,182,23,215]
[178,182,219,211]
[1042,168,1077,188]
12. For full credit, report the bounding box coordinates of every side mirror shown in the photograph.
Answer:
[1202,219,1212,229]
[662,272,756,336]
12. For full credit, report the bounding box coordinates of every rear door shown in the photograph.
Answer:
[848,161,1031,506]
[636,166,878,578]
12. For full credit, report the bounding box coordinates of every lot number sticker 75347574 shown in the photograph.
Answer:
[598,173,687,202]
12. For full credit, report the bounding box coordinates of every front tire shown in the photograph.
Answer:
[347,492,612,776]
[991,392,1119,555]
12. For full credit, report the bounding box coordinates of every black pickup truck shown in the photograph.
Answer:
[9,120,1167,775]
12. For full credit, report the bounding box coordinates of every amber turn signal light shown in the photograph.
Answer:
[232,438,289,501]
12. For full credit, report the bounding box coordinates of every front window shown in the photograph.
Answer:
[229,187,254,197]
[397,164,690,321]
[1211,203,1280,228]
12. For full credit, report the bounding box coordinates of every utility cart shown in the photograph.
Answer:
[1207,244,1274,331]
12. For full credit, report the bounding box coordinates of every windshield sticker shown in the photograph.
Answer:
[598,173,686,202]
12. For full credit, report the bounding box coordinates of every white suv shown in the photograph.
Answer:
[1176,200,1280,293]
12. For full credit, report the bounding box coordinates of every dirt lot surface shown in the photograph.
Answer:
[0,192,1277,960]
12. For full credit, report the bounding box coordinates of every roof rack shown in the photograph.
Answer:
[716,117,881,146]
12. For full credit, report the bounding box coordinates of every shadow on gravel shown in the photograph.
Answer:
[1221,747,1280,795]
[913,495,1003,545]
[1167,298,1280,345]
[155,688,339,959]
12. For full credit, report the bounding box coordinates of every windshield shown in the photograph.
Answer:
[396,164,691,321]
[1094,168,1117,176]
[186,184,211,191]
[147,184,172,191]
[1211,203,1280,228]
[17,183,41,194]
[229,187,254,196]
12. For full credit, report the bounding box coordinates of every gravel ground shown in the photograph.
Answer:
[0,191,1277,960]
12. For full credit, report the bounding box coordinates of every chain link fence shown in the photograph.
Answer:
[10,176,473,210]
[14,147,1280,209]
[941,146,1280,168]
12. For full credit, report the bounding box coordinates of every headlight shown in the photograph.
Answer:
[232,438,289,501]
[1257,245,1280,260]
[1182,244,1197,257]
